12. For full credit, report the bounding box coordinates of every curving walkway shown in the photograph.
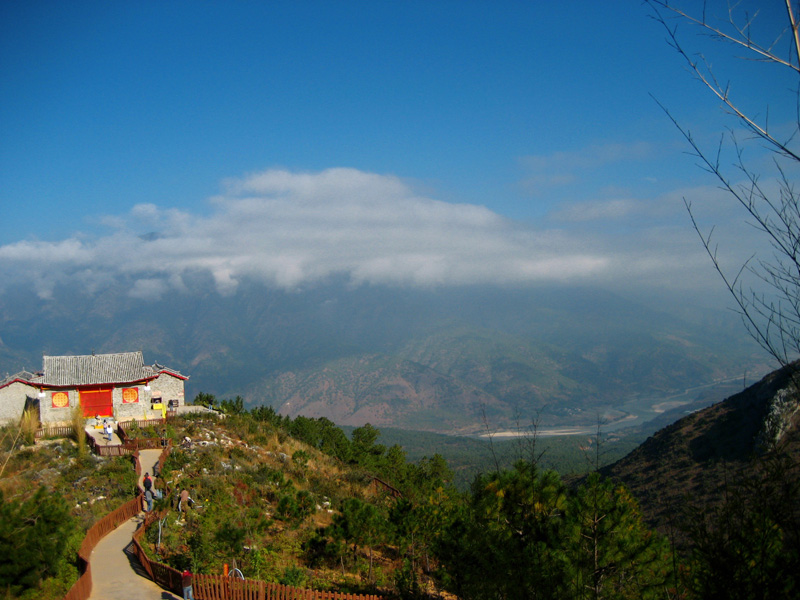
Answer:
[87,449,181,600]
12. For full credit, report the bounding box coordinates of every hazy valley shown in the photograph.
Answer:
[0,277,768,435]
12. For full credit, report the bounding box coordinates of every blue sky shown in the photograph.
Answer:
[1,1,797,302]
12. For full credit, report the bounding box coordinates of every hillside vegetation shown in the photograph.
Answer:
[0,430,138,599]
[4,367,799,599]
[603,362,800,534]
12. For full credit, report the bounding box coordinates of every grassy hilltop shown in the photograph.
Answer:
[2,372,800,599]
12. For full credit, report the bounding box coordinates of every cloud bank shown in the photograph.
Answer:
[0,167,742,300]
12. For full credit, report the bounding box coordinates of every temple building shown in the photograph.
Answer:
[0,351,188,425]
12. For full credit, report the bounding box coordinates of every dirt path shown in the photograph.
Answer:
[87,449,181,600]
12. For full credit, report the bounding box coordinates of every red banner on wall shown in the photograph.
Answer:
[122,388,139,403]
[52,391,69,408]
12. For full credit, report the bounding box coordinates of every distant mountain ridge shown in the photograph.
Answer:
[0,276,766,433]
[264,353,499,432]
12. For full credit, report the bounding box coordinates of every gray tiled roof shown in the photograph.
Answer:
[42,351,150,386]
[0,371,38,387]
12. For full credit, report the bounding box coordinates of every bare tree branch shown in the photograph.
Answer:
[647,1,800,369]
[649,0,800,162]
[481,404,501,473]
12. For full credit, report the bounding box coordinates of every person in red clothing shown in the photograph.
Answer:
[181,569,194,600]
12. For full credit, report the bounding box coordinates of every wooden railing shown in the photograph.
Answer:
[34,425,74,439]
[119,417,170,432]
[371,477,402,499]
[61,436,381,600]
[34,414,174,442]
[86,435,134,457]
[85,422,167,457]
[194,576,381,600]
[61,450,146,600]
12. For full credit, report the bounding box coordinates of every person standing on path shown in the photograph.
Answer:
[181,569,194,600]
[178,488,191,518]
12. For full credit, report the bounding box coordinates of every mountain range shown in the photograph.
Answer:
[0,276,768,434]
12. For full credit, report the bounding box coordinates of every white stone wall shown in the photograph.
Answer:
[150,372,187,407]
[0,370,187,426]
[0,380,36,424]
[39,389,78,425]
[113,385,165,421]
[37,386,167,424]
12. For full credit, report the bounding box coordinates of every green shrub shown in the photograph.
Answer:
[214,520,246,554]
[276,495,298,520]
[164,448,191,472]
[394,559,424,600]
[295,490,315,519]
[0,487,79,597]
[127,421,142,438]
[303,527,343,569]
[196,450,216,472]
[292,450,309,468]
[279,565,307,587]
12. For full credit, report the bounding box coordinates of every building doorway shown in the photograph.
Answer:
[80,389,113,417]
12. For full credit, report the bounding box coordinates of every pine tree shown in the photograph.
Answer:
[685,454,800,600]
[328,497,387,583]
[0,487,77,596]
[434,462,572,600]
[566,473,674,600]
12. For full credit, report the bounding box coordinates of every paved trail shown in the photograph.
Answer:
[87,449,181,600]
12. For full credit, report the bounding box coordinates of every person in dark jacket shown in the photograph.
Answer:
[182,569,194,599]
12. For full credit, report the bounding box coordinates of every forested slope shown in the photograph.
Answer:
[4,373,799,599]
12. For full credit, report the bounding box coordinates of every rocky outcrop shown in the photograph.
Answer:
[601,362,800,532]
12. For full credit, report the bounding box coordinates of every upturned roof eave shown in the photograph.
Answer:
[37,376,156,390]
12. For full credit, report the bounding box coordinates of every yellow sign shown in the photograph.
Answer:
[52,392,69,408]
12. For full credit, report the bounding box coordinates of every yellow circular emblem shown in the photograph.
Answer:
[52,392,69,408]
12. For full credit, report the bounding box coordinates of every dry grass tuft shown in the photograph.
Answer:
[71,405,87,457]
[20,409,39,446]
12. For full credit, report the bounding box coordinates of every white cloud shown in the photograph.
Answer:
[552,198,643,222]
[519,142,653,194]
[130,278,169,300]
[0,167,762,300]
